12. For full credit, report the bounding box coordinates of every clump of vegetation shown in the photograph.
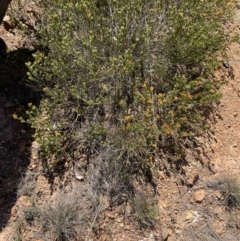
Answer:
[133,192,159,227]
[17,171,37,197]
[13,189,95,241]
[23,0,236,170]
[208,176,240,209]
[223,177,240,209]
[36,194,82,241]
[16,0,237,228]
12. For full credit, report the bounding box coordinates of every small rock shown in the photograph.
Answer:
[31,141,40,159]
[213,206,223,216]
[11,208,17,218]
[223,61,231,68]
[75,174,84,180]
[179,210,199,227]
[64,161,69,168]
[54,176,60,186]
[185,210,194,221]
[28,164,37,170]
[186,171,199,187]
[119,223,124,228]
[233,112,238,117]
[26,6,34,12]
[212,221,224,234]
[214,190,223,200]
[162,228,170,240]
[18,196,32,207]
[106,211,116,219]
[193,189,206,203]
[3,15,13,31]
[233,143,238,148]
[124,225,131,230]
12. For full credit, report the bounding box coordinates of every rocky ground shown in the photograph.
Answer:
[0,3,240,241]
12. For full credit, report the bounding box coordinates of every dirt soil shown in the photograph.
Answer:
[1,4,240,241]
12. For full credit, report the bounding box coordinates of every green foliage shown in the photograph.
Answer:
[219,177,240,209]
[133,192,159,227]
[24,0,236,169]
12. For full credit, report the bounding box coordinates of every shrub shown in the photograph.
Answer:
[132,192,159,227]
[207,176,240,209]
[15,189,94,241]
[24,0,236,171]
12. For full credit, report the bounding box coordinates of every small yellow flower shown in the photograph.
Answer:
[54,131,60,137]
[174,96,178,101]
[227,1,233,7]
[87,13,91,18]
[142,82,147,88]
[144,112,151,117]
[148,99,153,104]
[151,124,157,129]
[150,86,154,92]
[218,9,223,15]
[125,123,131,130]
[147,156,153,163]
[158,93,163,98]
[126,60,132,65]
[169,111,174,116]
[176,123,181,129]
[186,94,193,100]
[28,102,32,107]
[13,114,18,120]
[119,100,124,106]
[165,129,171,136]
[124,115,132,121]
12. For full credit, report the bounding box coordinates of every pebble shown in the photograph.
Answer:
[193,189,206,203]
[3,15,13,31]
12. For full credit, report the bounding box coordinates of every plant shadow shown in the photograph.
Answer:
[0,40,40,232]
